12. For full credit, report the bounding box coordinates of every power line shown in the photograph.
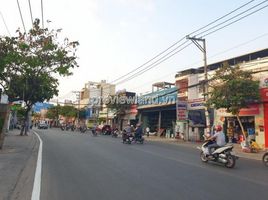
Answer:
[113,1,268,86]
[16,0,26,33]
[128,32,268,92]
[195,0,267,37]
[115,42,192,85]
[203,3,268,38]
[59,1,268,100]
[111,37,186,84]
[0,11,11,36]
[41,0,44,28]
[28,0,34,25]
[110,0,257,84]
[70,0,264,93]
[187,0,256,37]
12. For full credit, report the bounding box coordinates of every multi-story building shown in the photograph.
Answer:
[79,80,115,125]
[175,48,268,148]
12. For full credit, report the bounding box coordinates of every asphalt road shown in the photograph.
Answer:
[35,128,268,200]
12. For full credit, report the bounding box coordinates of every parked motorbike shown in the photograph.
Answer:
[262,152,268,167]
[198,140,238,168]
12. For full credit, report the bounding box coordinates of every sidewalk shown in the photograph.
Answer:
[0,129,38,200]
[145,136,265,161]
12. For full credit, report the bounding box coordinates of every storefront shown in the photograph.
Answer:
[215,103,264,146]
[261,87,268,148]
[138,87,177,137]
[186,99,214,142]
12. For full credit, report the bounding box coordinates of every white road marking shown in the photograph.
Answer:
[31,131,43,200]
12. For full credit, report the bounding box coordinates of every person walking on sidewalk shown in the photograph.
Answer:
[146,127,150,137]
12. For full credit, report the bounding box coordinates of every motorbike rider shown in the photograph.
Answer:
[135,123,143,140]
[122,123,132,142]
[206,125,226,156]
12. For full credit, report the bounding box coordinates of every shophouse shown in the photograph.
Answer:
[137,82,177,137]
[175,48,268,148]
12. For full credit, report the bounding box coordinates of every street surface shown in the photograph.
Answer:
[35,128,268,200]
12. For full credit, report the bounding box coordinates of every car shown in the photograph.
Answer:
[38,121,48,129]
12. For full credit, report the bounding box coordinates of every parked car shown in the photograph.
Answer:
[102,125,112,135]
[38,121,48,129]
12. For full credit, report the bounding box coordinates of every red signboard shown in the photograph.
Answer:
[260,88,268,101]
[239,104,260,115]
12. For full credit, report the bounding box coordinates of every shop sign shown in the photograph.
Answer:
[260,88,268,101]
[217,104,260,116]
[177,101,187,121]
[187,98,205,110]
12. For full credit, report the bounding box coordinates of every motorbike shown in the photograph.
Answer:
[79,125,87,133]
[262,152,268,167]
[111,129,119,137]
[198,140,238,168]
[134,135,144,144]
[60,125,65,131]
[122,132,135,144]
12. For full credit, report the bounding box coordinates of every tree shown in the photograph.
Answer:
[59,105,78,119]
[206,63,260,144]
[0,19,79,136]
[46,105,60,120]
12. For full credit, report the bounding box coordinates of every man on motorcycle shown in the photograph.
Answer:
[135,123,143,140]
[206,125,226,156]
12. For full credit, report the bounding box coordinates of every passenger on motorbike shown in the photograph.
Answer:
[206,125,226,156]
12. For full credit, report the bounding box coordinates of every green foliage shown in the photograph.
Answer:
[206,63,260,115]
[16,107,27,119]
[46,105,60,119]
[59,105,78,118]
[0,18,79,113]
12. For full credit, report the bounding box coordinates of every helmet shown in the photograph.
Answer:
[215,125,222,132]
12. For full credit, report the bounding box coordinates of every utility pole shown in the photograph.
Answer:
[186,35,210,135]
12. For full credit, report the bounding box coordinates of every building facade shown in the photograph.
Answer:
[137,82,177,137]
[175,48,268,148]
[80,80,115,126]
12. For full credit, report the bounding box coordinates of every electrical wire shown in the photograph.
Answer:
[16,0,26,33]
[0,11,11,36]
[129,32,268,92]
[28,0,34,25]
[203,3,268,38]
[110,0,258,84]
[195,0,268,37]
[113,1,268,86]
[41,0,44,28]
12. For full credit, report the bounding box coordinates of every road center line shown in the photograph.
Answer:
[31,131,43,200]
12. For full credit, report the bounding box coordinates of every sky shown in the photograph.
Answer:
[1,0,268,102]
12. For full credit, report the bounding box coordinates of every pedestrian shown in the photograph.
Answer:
[146,127,150,137]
